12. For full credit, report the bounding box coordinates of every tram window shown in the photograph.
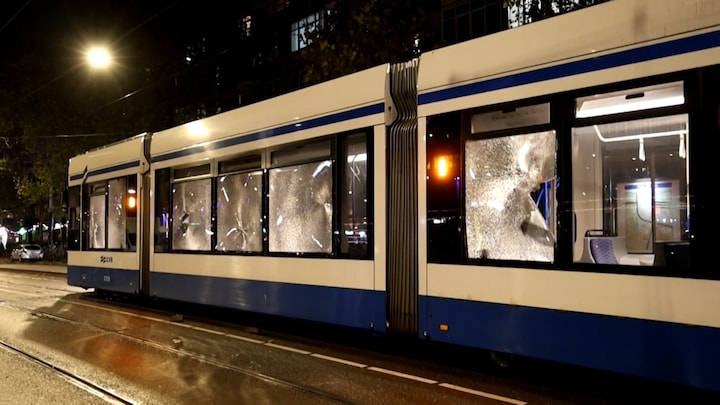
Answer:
[88,182,107,249]
[271,140,332,166]
[154,168,171,252]
[340,132,369,257]
[572,114,690,267]
[471,103,550,131]
[172,179,212,251]
[219,154,261,174]
[107,177,127,250]
[269,160,333,254]
[465,130,557,262]
[427,112,463,263]
[66,186,81,251]
[216,170,263,252]
[126,176,138,251]
[174,164,211,180]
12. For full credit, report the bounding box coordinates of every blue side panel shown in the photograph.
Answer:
[150,272,386,332]
[420,296,720,392]
[67,266,139,294]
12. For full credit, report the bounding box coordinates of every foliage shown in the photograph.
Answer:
[503,0,609,25]
[300,0,440,85]
[0,51,136,227]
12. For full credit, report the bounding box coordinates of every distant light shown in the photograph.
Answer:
[87,48,111,68]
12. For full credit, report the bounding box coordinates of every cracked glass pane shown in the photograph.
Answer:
[89,194,106,249]
[107,178,127,250]
[465,130,556,262]
[216,172,263,252]
[172,179,212,251]
[341,133,369,256]
[269,160,333,253]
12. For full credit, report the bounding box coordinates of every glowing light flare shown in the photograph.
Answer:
[86,47,111,68]
[434,156,451,178]
[185,121,209,137]
[127,195,137,209]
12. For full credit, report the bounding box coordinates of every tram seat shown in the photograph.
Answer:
[580,230,628,264]
[589,238,619,264]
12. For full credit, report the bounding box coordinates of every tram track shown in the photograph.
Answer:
[6,277,711,404]
[4,293,531,405]
[0,338,133,405]
[2,299,362,404]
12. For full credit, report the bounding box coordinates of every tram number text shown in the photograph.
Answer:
[100,256,113,263]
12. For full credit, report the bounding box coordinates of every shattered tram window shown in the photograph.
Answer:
[216,171,263,252]
[172,179,212,251]
[269,160,333,254]
[465,130,557,262]
[107,177,127,250]
[89,183,107,250]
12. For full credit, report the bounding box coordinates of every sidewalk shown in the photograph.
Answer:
[0,261,67,274]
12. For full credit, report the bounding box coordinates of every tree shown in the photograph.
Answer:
[300,0,441,86]
[504,0,609,26]
[0,51,130,230]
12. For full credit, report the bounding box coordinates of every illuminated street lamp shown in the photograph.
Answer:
[86,47,112,69]
[17,45,115,103]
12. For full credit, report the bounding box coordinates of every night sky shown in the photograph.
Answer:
[1,1,243,89]
[1,0,248,128]
[2,1,179,63]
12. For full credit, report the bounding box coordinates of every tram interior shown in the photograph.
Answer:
[572,82,690,267]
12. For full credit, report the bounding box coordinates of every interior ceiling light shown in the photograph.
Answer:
[577,82,684,118]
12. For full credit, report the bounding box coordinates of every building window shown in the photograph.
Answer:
[441,0,504,45]
[291,11,327,52]
[240,15,252,39]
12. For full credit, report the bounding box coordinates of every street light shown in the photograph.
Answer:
[86,47,112,69]
[15,45,115,105]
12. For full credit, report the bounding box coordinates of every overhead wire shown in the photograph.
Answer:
[6,1,180,111]
[0,0,32,35]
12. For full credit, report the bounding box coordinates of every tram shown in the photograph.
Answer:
[66,0,720,391]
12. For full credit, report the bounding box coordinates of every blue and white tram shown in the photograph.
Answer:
[143,63,408,330]
[66,134,149,294]
[65,0,720,392]
[418,0,719,392]
[67,63,415,331]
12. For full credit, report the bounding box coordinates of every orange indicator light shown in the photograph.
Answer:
[436,156,449,178]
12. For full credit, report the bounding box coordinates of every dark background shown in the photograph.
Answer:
[0,0,604,246]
